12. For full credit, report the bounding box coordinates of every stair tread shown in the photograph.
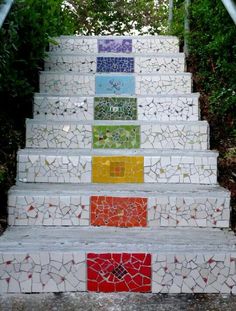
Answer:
[46,52,185,57]
[11,182,230,196]
[35,93,200,98]
[40,71,191,76]
[0,226,235,252]
[26,119,206,126]
[19,148,218,156]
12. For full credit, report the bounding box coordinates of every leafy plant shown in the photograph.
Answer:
[169,0,236,226]
[0,0,76,221]
[64,0,169,35]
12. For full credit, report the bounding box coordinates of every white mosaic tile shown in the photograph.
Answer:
[49,36,179,54]
[39,73,192,96]
[8,192,230,228]
[137,96,199,121]
[49,37,97,53]
[18,153,92,183]
[0,252,86,293]
[8,194,90,226]
[147,196,230,228]
[40,73,95,95]
[144,155,217,184]
[133,37,179,54]
[17,151,217,185]
[135,56,184,73]
[33,95,199,121]
[152,253,236,293]
[44,54,185,74]
[34,96,94,120]
[45,55,97,73]
[136,74,192,95]
[26,122,92,149]
[26,121,208,150]
[141,123,208,150]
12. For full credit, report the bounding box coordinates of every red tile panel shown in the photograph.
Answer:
[87,253,151,292]
[90,196,147,227]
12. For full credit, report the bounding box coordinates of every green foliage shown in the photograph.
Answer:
[0,0,75,215]
[64,0,169,35]
[171,0,236,138]
[0,0,75,103]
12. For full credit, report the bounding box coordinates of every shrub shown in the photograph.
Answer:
[0,0,75,219]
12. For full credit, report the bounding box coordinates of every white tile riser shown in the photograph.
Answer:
[33,95,199,121]
[17,153,218,184]
[39,73,192,96]
[25,122,209,150]
[152,253,236,294]
[8,193,230,228]
[49,37,179,54]
[44,55,185,74]
[0,252,236,293]
[0,252,86,293]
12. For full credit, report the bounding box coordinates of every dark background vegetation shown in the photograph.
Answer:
[0,0,235,229]
[171,0,236,229]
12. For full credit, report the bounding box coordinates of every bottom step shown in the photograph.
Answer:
[0,227,236,293]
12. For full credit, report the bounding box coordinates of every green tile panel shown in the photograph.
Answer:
[94,97,137,120]
[93,125,140,149]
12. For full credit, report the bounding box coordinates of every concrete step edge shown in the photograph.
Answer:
[34,93,200,98]
[45,52,185,58]
[40,71,191,76]
[18,148,219,157]
[26,119,207,126]
[0,226,235,252]
[10,183,231,197]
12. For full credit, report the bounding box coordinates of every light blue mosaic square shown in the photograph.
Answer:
[95,75,135,95]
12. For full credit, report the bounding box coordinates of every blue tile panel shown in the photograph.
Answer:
[97,57,134,73]
[95,75,135,95]
[98,39,132,53]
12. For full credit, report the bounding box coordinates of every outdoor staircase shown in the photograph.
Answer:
[1,35,235,294]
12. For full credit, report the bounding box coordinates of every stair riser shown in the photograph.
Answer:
[39,73,192,96]
[34,95,199,121]
[8,192,230,228]
[18,153,217,184]
[49,37,179,54]
[44,55,185,74]
[0,251,235,293]
[26,122,208,150]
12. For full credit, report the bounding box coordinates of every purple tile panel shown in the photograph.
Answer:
[98,39,132,53]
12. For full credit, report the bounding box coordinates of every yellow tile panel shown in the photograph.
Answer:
[92,156,144,183]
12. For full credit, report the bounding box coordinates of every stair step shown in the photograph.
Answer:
[49,35,179,54]
[17,148,218,185]
[0,226,236,293]
[39,72,192,96]
[44,53,185,74]
[34,94,200,121]
[8,183,230,228]
[26,119,209,150]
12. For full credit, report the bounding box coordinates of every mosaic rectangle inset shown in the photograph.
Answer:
[93,125,140,149]
[94,97,137,120]
[92,156,144,183]
[90,196,147,227]
[95,75,135,95]
[87,253,151,292]
[98,39,132,53]
[97,57,134,73]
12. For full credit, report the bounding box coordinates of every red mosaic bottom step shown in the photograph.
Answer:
[87,253,151,292]
[91,196,147,227]
[1,227,236,293]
